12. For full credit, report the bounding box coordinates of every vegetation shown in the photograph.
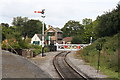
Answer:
[12,16,46,38]
[95,5,120,37]
[76,4,120,79]
[61,18,96,44]
[1,16,48,56]
[77,33,119,79]
[32,45,42,55]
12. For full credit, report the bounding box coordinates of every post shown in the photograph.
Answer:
[96,43,102,73]
[41,14,45,57]
[90,37,92,44]
[97,50,100,73]
[48,36,50,45]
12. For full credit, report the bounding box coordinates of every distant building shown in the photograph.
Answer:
[45,25,63,45]
[62,37,73,44]
[31,34,42,45]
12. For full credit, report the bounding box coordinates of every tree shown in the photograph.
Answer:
[23,19,46,38]
[80,18,97,43]
[1,23,9,27]
[71,35,84,44]
[12,16,28,27]
[1,23,9,40]
[82,18,92,25]
[61,20,84,38]
[95,5,120,37]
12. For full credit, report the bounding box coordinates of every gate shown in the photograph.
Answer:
[55,44,89,51]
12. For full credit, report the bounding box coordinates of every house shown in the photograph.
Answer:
[45,25,63,45]
[31,34,42,45]
[62,37,73,44]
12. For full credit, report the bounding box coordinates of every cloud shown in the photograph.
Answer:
[0,0,119,27]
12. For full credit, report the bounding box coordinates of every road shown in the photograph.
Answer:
[2,50,51,78]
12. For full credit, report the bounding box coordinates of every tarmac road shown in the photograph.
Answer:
[2,50,51,78]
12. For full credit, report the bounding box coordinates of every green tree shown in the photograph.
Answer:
[80,18,97,43]
[61,20,84,38]
[71,35,83,44]
[95,4,120,37]
[1,23,9,27]
[12,16,28,27]
[2,25,21,41]
[82,18,92,25]
[23,19,46,38]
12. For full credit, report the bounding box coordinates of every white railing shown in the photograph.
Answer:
[55,44,89,51]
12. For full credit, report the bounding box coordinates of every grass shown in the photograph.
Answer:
[76,33,120,79]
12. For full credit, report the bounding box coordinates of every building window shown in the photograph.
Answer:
[47,32,55,36]
[33,41,40,45]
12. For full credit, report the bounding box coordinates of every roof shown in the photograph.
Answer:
[63,37,73,42]
[45,25,63,33]
[54,28,63,32]
[36,34,42,40]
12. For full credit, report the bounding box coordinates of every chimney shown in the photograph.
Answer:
[48,25,51,28]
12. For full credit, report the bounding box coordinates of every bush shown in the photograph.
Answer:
[31,45,42,49]
[18,40,28,49]
[2,40,20,49]
[11,42,21,49]
[31,45,42,56]
[44,46,50,52]
[77,33,120,79]
[32,49,41,55]
[108,50,119,72]
[2,42,7,49]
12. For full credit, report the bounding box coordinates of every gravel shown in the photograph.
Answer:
[29,51,61,78]
[66,51,108,78]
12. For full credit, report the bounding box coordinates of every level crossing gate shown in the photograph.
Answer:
[55,44,89,51]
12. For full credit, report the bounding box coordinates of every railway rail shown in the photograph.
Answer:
[53,51,89,80]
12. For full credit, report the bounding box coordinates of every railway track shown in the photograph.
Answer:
[53,51,88,80]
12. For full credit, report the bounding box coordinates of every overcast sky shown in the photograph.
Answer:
[0,0,119,28]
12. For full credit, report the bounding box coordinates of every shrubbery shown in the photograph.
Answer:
[2,39,50,57]
[31,45,50,56]
[77,33,120,79]
[32,45,42,55]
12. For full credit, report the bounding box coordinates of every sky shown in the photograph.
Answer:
[0,0,119,28]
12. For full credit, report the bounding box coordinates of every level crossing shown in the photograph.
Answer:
[55,44,89,51]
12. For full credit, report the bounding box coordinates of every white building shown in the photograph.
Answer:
[31,34,42,45]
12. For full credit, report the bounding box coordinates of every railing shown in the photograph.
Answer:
[55,44,89,51]
[6,42,18,54]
